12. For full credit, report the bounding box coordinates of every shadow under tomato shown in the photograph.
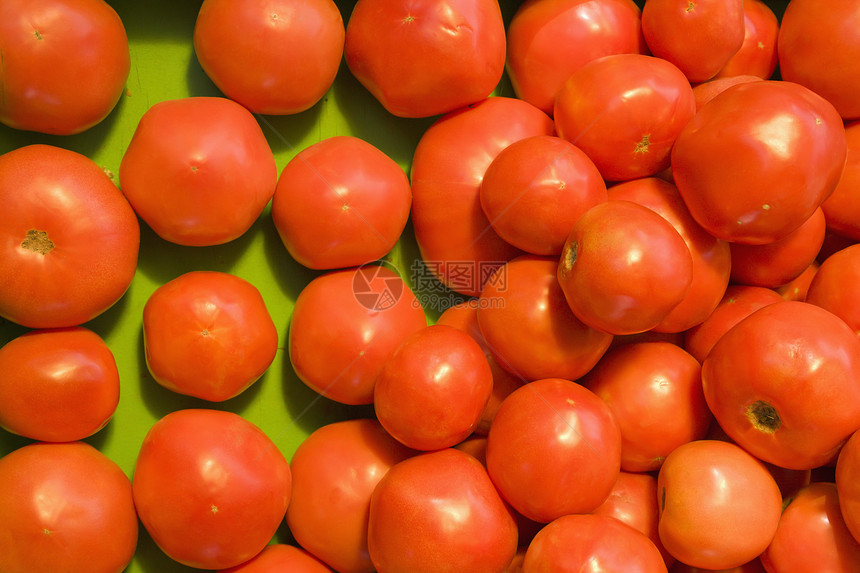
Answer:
[133,519,200,573]
[260,216,324,305]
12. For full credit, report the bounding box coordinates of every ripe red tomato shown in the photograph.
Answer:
[286,419,414,573]
[0,441,138,573]
[476,255,613,382]
[343,0,506,118]
[775,261,819,302]
[713,0,779,80]
[289,264,427,405]
[505,0,647,115]
[691,75,762,111]
[271,136,412,270]
[0,144,139,329]
[702,301,860,470]
[806,243,860,336]
[0,327,119,442]
[142,271,278,402]
[132,409,292,570]
[218,544,334,573]
[581,342,711,473]
[523,513,669,573]
[836,429,860,544]
[374,324,493,450]
[670,558,767,573]
[410,96,554,297]
[821,120,860,241]
[671,80,847,245]
[641,0,745,83]
[0,0,130,134]
[119,96,277,247]
[486,377,622,523]
[557,200,693,335]
[657,440,782,570]
[367,448,518,573]
[193,0,345,115]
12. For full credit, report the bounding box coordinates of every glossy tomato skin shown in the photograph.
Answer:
[410,96,554,297]
[523,513,668,573]
[0,327,119,442]
[657,440,782,570]
[476,255,613,382]
[119,96,277,247]
[713,0,779,80]
[0,144,140,329]
[670,558,767,573]
[554,54,696,182]
[344,0,505,118]
[132,409,292,570]
[691,75,762,111]
[702,301,860,470]
[486,377,622,523]
[143,271,278,402]
[289,264,427,405]
[806,243,860,336]
[0,441,138,573]
[671,80,847,245]
[286,419,414,573]
[836,429,860,544]
[0,0,130,135]
[367,448,518,573]
[193,0,344,115]
[271,136,412,270]
[557,200,693,335]
[218,544,334,573]
[822,121,860,241]
[505,0,647,115]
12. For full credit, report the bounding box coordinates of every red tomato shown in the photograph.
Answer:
[554,54,696,182]
[286,419,414,573]
[479,135,607,256]
[713,0,779,80]
[271,136,412,270]
[761,482,860,573]
[691,75,762,111]
[0,144,139,329]
[505,0,647,115]
[557,200,693,335]
[836,429,860,544]
[702,301,860,470]
[729,206,826,288]
[670,559,767,573]
[657,440,782,570]
[0,327,119,442]
[410,96,554,297]
[142,270,278,402]
[0,441,138,573]
[582,342,711,473]
[218,544,334,573]
[476,255,613,382]
[523,513,668,573]
[806,243,860,336]
[374,324,493,450]
[132,409,292,570]
[486,377,622,523]
[778,0,860,120]
[119,96,277,247]
[671,80,847,245]
[641,0,745,83]
[0,0,130,134]
[289,264,427,405]
[607,176,732,333]
[343,0,506,118]
[367,448,518,573]
[775,261,819,302]
[821,120,860,241]
[193,0,344,115]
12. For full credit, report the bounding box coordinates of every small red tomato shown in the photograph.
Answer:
[775,262,819,302]
[143,271,278,402]
[557,200,693,335]
[713,0,779,80]
[218,544,334,573]
[806,244,860,336]
[0,327,119,442]
[822,120,860,241]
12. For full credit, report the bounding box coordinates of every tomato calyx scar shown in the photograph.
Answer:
[634,135,651,155]
[560,241,578,276]
[746,400,781,434]
[21,229,54,255]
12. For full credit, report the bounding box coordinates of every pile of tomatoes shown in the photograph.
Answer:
[2,0,860,571]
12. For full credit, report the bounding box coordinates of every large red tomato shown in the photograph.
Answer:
[142,271,279,402]
[218,544,334,573]
[0,441,138,573]
[702,301,860,470]
[132,409,292,570]
[367,448,518,573]
[119,96,277,247]
[343,0,505,118]
[0,327,119,442]
[0,0,130,134]
[0,144,140,329]
[821,120,860,241]
[671,80,847,245]
[410,96,554,297]
[806,243,860,337]
[505,0,647,115]
[193,0,345,115]
[713,0,779,80]
[271,136,412,270]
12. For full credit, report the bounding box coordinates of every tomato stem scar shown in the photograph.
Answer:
[634,134,650,155]
[746,400,781,434]
[21,229,54,255]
